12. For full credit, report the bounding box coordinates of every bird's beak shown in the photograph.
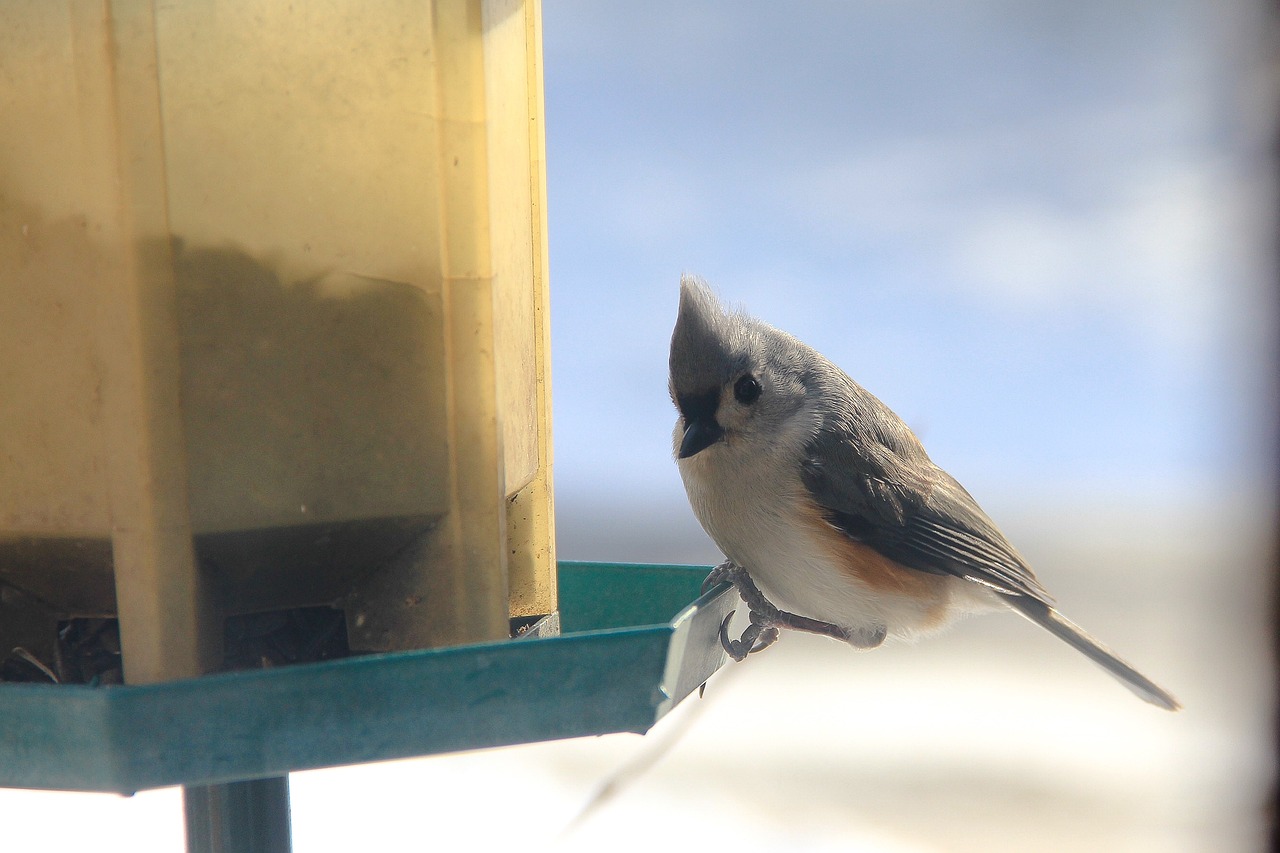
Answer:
[678,417,724,458]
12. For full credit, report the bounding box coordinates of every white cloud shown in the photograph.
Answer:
[953,202,1082,306]
[781,96,1254,362]
[952,156,1243,360]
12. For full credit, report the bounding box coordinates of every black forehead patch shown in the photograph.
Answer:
[676,387,720,424]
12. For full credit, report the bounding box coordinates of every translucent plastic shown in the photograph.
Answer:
[0,0,555,682]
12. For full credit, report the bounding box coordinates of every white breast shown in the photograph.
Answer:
[675,422,983,640]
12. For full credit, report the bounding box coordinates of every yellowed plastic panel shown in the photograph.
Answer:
[152,1,453,532]
[1,2,113,539]
[69,0,214,683]
[484,0,557,618]
[0,6,124,669]
[0,0,556,675]
[484,0,538,494]
[2,4,455,536]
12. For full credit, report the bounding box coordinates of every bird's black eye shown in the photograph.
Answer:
[733,374,761,405]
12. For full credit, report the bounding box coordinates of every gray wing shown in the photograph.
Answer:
[799,402,1052,604]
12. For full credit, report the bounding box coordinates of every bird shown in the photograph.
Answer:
[669,275,1180,710]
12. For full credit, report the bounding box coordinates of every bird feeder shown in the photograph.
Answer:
[0,2,729,850]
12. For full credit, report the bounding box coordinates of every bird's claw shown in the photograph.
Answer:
[700,559,739,596]
[717,610,781,662]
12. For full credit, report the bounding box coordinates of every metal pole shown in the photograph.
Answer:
[184,776,292,853]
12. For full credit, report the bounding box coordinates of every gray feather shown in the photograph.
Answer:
[669,276,740,399]
[798,370,1053,603]
[1004,596,1182,710]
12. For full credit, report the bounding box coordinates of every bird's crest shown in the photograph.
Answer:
[669,275,739,396]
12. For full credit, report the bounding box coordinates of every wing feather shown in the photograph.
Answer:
[800,391,1052,604]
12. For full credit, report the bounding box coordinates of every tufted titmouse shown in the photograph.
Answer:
[670,276,1180,710]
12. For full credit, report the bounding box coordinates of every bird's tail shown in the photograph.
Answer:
[1003,596,1181,711]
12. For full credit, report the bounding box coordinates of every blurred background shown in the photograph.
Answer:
[5,1,1277,850]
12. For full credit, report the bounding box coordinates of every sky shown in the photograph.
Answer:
[540,0,1275,525]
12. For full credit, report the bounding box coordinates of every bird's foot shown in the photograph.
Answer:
[700,559,743,596]
[717,609,781,662]
[703,560,886,657]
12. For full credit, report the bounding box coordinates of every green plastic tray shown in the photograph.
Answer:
[0,562,732,794]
